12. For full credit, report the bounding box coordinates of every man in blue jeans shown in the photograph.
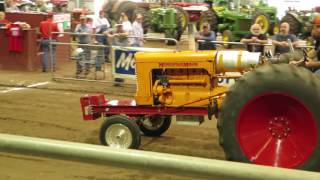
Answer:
[39,13,60,72]
[93,10,110,71]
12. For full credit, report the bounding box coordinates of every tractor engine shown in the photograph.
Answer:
[134,50,260,107]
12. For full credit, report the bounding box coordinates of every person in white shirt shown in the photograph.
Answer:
[92,10,110,42]
[92,10,111,68]
[131,14,145,47]
[120,12,132,45]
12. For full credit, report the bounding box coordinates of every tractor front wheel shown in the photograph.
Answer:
[219,64,320,170]
[100,115,141,149]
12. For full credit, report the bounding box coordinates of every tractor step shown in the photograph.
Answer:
[175,115,204,126]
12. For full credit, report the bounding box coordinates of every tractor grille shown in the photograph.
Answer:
[238,19,251,31]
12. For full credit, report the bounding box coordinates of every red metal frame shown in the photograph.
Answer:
[80,94,208,121]
[236,92,318,168]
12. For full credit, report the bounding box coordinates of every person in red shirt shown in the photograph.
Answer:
[39,12,60,72]
[0,11,11,27]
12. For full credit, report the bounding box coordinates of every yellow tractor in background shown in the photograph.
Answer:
[81,50,320,171]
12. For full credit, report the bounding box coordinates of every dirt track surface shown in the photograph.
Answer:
[0,70,225,179]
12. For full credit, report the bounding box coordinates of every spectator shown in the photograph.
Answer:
[39,12,60,72]
[195,23,216,50]
[290,16,320,73]
[240,23,267,53]
[131,14,144,47]
[120,12,132,35]
[0,11,11,27]
[5,0,19,12]
[92,10,110,68]
[272,22,299,54]
[31,0,48,13]
[92,10,110,43]
[104,23,129,47]
[74,15,92,78]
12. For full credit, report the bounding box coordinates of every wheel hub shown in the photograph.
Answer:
[268,117,290,139]
[236,92,318,168]
[106,124,133,149]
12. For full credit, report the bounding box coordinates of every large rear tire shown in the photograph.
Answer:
[170,5,189,32]
[253,11,270,35]
[281,13,301,35]
[165,11,183,46]
[219,64,320,170]
[197,10,218,31]
[110,1,137,24]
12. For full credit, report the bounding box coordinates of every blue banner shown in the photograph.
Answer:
[114,49,136,76]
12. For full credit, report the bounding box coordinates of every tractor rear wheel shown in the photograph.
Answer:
[269,21,280,35]
[222,30,232,48]
[219,64,320,170]
[281,13,301,35]
[138,116,171,137]
[100,115,141,149]
[111,1,137,24]
[197,10,218,31]
[170,5,189,32]
[253,11,270,35]
[165,11,183,46]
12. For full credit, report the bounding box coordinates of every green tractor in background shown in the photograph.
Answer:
[102,0,189,46]
[199,0,278,42]
[148,3,188,45]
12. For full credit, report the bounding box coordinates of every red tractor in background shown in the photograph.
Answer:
[172,1,209,22]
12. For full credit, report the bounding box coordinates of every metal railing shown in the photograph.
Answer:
[48,32,179,83]
[0,133,319,179]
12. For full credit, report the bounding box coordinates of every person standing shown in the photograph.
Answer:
[74,15,92,77]
[131,14,144,47]
[39,12,60,72]
[240,23,267,53]
[92,10,110,69]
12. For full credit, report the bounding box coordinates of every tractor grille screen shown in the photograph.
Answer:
[238,20,251,31]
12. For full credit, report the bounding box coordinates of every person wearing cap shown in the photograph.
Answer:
[74,15,92,77]
[104,23,129,47]
[241,23,267,53]
[195,23,216,50]
[131,13,145,47]
[289,16,320,73]
[39,12,60,72]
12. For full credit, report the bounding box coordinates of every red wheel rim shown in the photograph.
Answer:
[236,93,318,168]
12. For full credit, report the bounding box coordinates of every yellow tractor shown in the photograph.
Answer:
[81,50,320,171]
